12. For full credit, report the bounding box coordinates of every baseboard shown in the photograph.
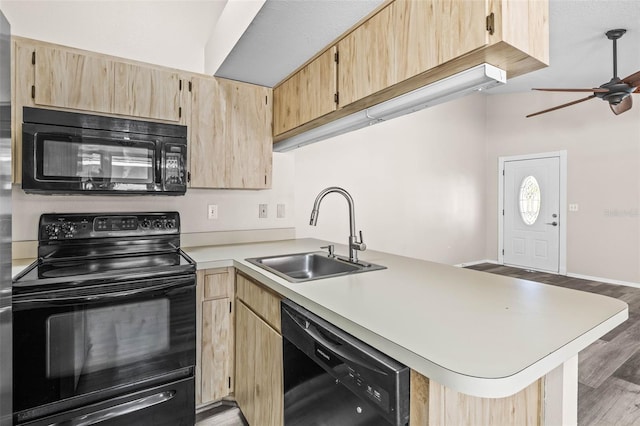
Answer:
[454,259,499,268]
[566,272,640,290]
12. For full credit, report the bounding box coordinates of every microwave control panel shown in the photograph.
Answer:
[39,212,180,241]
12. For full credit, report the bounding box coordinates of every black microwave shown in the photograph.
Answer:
[22,107,188,195]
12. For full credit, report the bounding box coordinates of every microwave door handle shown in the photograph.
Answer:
[50,390,177,426]
[155,142,163,185]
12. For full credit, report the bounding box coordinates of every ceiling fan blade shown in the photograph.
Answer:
[610,96,632,115]
[622,70,640,87]
[532,88,609,93]
[526,95,596,118]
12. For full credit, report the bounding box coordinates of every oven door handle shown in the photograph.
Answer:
[13,281,193,307]
[50,390,176,426]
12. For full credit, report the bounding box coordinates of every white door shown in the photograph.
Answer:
[503,157,560,272]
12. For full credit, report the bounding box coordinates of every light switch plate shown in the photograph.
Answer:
[277,204,285,218]
[569,204,579,212]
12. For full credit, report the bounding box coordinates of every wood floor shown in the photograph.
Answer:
[466,263,640,426]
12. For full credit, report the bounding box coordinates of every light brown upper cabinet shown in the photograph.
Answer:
[219,78,272,189]
[273,47,337,136]
[272,0,548,143]
[113,63,181,122]
[12,37,185,183]
[187,75,226,188]
[337,4,396,107]
[13,37,273,189]
[392,0,488,84]
[33,45,114,114]
[188,76,272,189]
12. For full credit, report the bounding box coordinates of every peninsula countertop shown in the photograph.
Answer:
[184,238,628,398]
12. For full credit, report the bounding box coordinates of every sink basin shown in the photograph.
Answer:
[246,251,385,283]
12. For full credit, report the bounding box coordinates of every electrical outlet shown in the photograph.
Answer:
[277,204,286,219]
[207,204,218,220]
[259,204,268,219]
[569,204,579,212]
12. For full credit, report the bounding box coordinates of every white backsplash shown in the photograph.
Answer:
[12,152,296,241]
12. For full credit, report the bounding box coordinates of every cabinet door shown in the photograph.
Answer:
[337,4,394,107]
[218,78,272,189]
[393,0,488,83]
[235,301,283,426]
[188,76,226,188]
[201,298,231,403]
[34,45,113,114]
[113,62,181,121]
[195,268,234,407]
[273,46,337,136]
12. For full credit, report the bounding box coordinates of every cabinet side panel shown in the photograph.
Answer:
[428,378,542,425]
[12,39,36,184]
[492,0,549,65]
[409,369,430,426]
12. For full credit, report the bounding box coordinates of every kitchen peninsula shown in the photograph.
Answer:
[185,238,628,426]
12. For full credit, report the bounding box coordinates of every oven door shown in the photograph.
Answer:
[12,274,195,423]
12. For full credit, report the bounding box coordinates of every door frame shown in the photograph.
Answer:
[498,151,567,274]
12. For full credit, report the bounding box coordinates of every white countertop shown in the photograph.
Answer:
[185,238,628,398]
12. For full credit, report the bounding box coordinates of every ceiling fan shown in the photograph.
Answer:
[527,29,640,118]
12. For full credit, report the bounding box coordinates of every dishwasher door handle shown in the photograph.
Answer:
[304,323,387,375]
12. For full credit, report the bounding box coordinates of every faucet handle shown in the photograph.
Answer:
[320,244,335,257]
[353,231,367,251]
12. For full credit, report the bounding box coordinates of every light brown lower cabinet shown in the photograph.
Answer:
[235,273,283,426]
[231,273,547,426]
[196,268,234,407]
[410,370,543,426]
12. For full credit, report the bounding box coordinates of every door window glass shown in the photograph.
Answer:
[519,176,541,225]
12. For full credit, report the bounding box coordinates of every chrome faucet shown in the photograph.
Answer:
[309,187,366,263]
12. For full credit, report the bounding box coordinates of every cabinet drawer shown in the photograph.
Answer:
[236,273,281,333]
[204,268,233,299]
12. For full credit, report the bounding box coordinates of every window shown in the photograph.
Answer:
[519,176,541,225]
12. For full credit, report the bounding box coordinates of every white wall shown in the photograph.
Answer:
[0,1,227,73]
[3,1,297,243]
[13,153,295,241]
[485,91,640,283]
[293,94,488,266]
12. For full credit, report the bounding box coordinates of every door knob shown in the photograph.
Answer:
[546,221,558,226]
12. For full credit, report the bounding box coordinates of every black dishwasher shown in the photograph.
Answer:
[281,300,410,426]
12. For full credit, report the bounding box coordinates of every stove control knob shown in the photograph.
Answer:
[140,218,152,229]
[153,219,164,229]
[60,223,76,238]
[165,220,176,229]
[45,224,61,239]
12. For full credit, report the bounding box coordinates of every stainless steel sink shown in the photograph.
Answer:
[245,251,385,283]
